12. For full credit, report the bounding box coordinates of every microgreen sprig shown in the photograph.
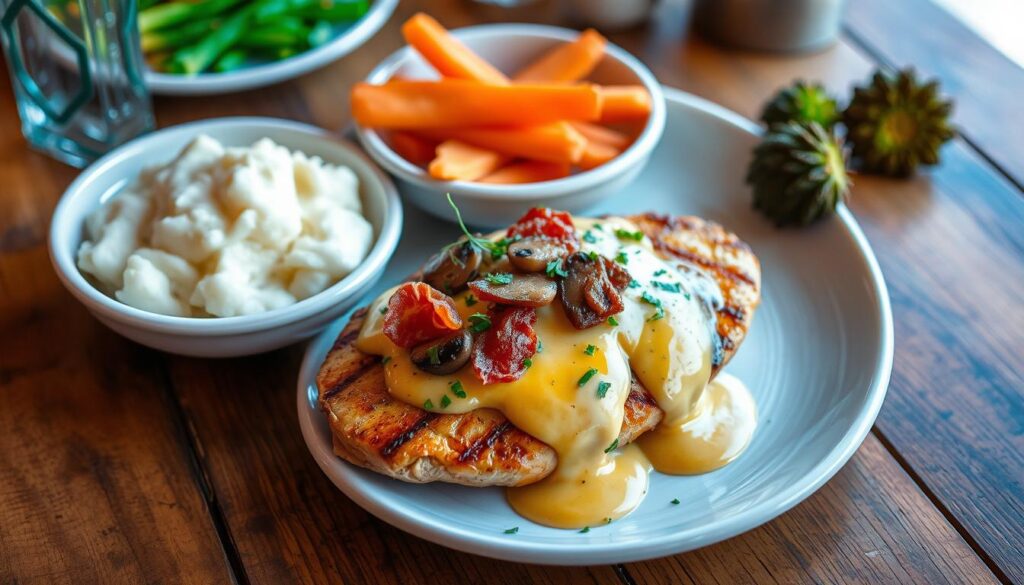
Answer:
[444,194,517,264]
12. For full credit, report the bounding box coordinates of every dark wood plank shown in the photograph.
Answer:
[844,0,1024,188]
[166,349,622,585]
[628,436,997,584]
[0,70,232,584]
[605,4,1024,580]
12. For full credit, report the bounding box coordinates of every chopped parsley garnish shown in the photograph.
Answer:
[379,306,387,314]
[614,228,644,241]
[652,280,682,293]
[381,356,391,365]
[465,294,478,306]
[584,344,597,356]
[615,250,629,265]
[582,230,598,244]
[594,223,604,231]
[604,517,613,524]
[670,498,680,505]
[485,272,513,285]
[607,315,619,326]
[426,346,440,365]
[545,258,568,278]
[469,313,492,333]
[523,357,533,368]
[445,194,516,262]
[423,399,434,409]
[440,394,452,409]
[537,339,543,353]
[654,269,667,276]
[577,367,598,387]
[449,380,467,398]
[504,527,519,534]
[641,291,665,321]
[627,279,640,288]
[604,438,619,453]
[587,250,599,261]
[579,526,590,534]
[596,381,611,398]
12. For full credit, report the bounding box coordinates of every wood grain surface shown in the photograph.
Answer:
[0,0,1021,583]
[0,74,231,584]
[845,0,1024,188]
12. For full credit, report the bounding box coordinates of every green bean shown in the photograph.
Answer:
[141,18,219,53]
[139,0,244,34]
[167,1,263,75]
[237,23,313,50]
[213,49,249,73]
[253,0,368,24]
[307,20,334,47]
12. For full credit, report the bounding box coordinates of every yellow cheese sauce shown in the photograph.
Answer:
[355,218,757,529]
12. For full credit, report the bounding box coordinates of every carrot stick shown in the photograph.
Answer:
[598,85,651,123]
[428,140,510,181]
[416,123,587,164]
[479,160,571,184]
[402,13,508,85]
[570,121,631,150]
[513,29,608,83]
[351,80,602,128]
[390,131,438,165]
[578,140,621,170]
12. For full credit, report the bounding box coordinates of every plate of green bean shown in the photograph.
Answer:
[136,0,397,95]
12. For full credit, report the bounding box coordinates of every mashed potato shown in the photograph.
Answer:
[77,135,373,317]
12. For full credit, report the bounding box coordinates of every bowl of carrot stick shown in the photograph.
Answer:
[351,13,666,227]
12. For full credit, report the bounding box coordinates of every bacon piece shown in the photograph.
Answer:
[383,283,463,348]
[471,306,538,384]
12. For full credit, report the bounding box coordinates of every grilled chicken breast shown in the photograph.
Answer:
[316,214,761,487]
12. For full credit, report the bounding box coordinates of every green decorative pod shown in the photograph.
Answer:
[746,121,851,227]
[760,81,839,129]
[842,68,955,176]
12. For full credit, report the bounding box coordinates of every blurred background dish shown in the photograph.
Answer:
[143,0,397,95]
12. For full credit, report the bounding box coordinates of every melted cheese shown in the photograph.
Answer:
[636,373,757,474]
[355,217,757,528]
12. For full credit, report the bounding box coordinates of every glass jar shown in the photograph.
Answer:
[0,0,154,167]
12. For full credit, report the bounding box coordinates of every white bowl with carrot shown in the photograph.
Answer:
[351,14,666,227]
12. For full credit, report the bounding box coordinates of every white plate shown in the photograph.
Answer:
[296,88,894,564]
[146,0,397,96]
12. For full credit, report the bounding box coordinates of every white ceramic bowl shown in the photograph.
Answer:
[146,0,398,96]
[49,117,402,357]
[355,23,667,228]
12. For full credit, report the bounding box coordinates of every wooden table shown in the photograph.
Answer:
[2,1,1021,583]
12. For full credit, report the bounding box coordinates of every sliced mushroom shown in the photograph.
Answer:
[507,237,570,273]
[423,241,483,294]
[410,329,473,375]
[559,252,624,329]
[468,273,557,307]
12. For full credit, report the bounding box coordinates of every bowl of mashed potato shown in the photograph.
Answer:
[50,118,402,357]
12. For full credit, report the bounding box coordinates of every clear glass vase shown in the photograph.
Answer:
[0,0,154,167]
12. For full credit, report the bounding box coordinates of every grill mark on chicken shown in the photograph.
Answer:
[459,421,514,463]
[381,412,438,458]
[652,240,756,286]
[321,357,378,401]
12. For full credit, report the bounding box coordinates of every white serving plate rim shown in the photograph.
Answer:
[296,87,894,564]
[145,0,398,96]
[48,117,403,336]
